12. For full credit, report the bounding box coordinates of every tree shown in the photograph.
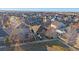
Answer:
[4,36,11,46]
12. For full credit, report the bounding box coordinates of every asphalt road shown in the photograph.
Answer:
[0,37,78,51]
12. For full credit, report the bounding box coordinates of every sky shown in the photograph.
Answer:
[0,8,79,12]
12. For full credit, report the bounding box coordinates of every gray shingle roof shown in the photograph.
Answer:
[0,27,8,37]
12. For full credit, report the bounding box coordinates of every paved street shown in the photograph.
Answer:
[0,37,77,51]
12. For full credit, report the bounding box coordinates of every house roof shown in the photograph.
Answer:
[0,27,8,37]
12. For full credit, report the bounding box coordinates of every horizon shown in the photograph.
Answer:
[0,8,79,12]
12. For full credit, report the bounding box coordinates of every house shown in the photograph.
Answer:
[74,33,79,48]
[51,20,66,29]
[0,27,8,41]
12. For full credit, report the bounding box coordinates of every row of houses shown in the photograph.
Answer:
[0,12,79,47]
